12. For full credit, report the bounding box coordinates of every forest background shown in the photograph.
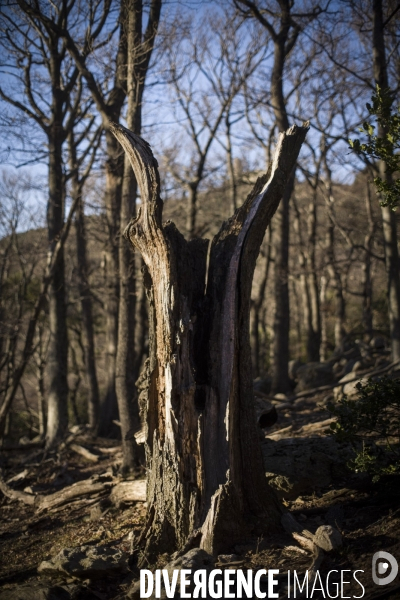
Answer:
[0,0,399,471]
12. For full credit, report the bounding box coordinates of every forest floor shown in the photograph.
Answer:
[0,393,400,600]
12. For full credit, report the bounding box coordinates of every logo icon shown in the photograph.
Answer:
[372,551,398,586]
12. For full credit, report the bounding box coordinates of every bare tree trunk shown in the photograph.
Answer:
[69,343,82,425]
[372,0,400,361]
[251,227,272,377]
[111,122,308,558]
[323,160,346,352]
[270,36,295,394]
[0,183,81,435]
[60,7,130,436]
[226,113,238,214]
[320,274,329,361]
[117,164,140,469]
[100,132,122,433]
[74,192,100,433]
[235,0,325,389]
[380,205,400,358]
[362,180,375,340]
[37,371,46,438]
[186,185,199,239]
[293,197,313,360]
[67,125,101,433]
[307,193,321,360]
[271,171,294,393]
[115,0,162,471]
[46,129,69,448]
[326,222,346,351]
[35,324,47,439]
[291,277,303,360]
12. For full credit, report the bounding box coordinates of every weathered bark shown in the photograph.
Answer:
[134,258,149,378]
[372,0,400,361]
[111,122,308,558]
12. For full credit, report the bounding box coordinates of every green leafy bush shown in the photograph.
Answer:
[328,377,400,481]
[349,86,400,210]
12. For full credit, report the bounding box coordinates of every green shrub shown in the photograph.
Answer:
[328,377,400,481]
[349,86,400,211]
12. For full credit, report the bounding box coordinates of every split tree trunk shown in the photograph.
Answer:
[111,122,308,558]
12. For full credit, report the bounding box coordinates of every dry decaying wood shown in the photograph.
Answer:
[266,417,334,441]
[281,512,325,575]
[37,479,111,513]
[110,480,146,505]
[0,476,36,506]
[294,358,400,400]
[110,122,308,559]
[69,443,99,463]
[0,471,146,512]
[253,358,400,404]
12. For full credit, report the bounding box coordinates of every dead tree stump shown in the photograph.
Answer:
[111,122,308,559]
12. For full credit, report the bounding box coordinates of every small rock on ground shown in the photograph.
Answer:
[38,545,129,579]
[0,583,81,600]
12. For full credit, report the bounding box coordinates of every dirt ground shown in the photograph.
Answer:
[0,395,400,599]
